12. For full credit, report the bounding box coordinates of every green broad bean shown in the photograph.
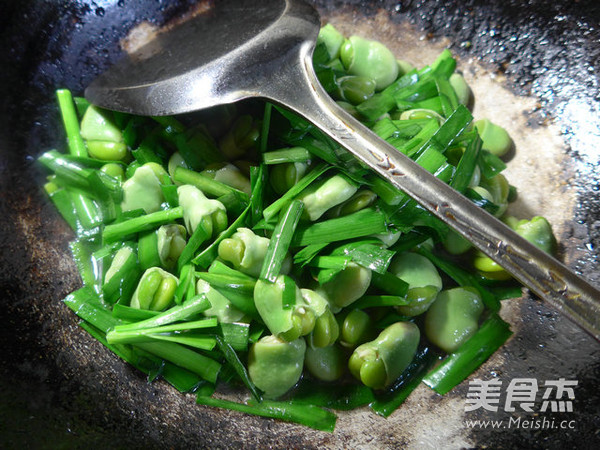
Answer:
[219,114,260,160]
[399,108,445,124]
[318,262,372,310]
[121,163,167,214]
[167,152,189,181]
[130,267,178,311]
[270,162,309,195]
[157,224,187,269]
[197,279,245,323]
[472,253,512,280]
[340,309,372,348]
[218,227,291,278]
[335,75,377,105]
[425,287,484,353]
[474,215,556,279]
[317,23,345,60]
[397,59,415,77]
[297,174,357,221]
[348,321,420,389]
[514,216,556,254]
[177,184,227,236]
[372,229,402,247]
[100,163,124,180]
[389,252,442,316]
[471,185,494,203]
[442,229,472,255]
[474,118,512,157]
[305,344,346,382]
[104,245,135,285]
[201,162,251,195]
[329,189,377,217]
[301,289,339,347]
[449,73,473,106]
[80,105,123,143]
[340,36,399,91]
[248,335,306,399]
[479,173,510,217]
[468,164,481,188]
[86,140,127,161]
[254,275,315,341]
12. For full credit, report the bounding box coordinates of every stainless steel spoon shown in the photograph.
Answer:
[85,0,600,340]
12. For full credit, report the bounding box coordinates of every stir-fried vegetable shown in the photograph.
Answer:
[39,24,559,431]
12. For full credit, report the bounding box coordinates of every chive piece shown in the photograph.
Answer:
[193,205,251,269]
[64,287,120,334]
[488,284,523,301]
[151,115,186,134]
[219,322,250,351]
[395,119,440,157]
[174,127,221,171]
[418,104,472,155]
[263,147,311,165]
[107,319,218,345]
[112,304,160,321]
[216,336,261,401]
[161,183,179,208]
[262,162,330,223]
[260,200,304,282]
[370,271,409,296]
[309,255,349,270]
[293,243,329,267]
[177,222,210,271]
[291,382,375,411]
[102,207,184,243]
[390,229,431,253]
[292,208,387,246]
[249,164,266,227]
[435,76,459,118]
[351,295,410,309]
[194,273,256,295]
[260,102,272,153]
[450,132,482,193]
[147,334,217,351]
[416,247,500,312]
[81,321,205,393]
[423,314,512,395]
[136,341,221,384]
[113,294,210,332]
[69,240,96,288]
[73,96,91,118]
[173,166,249,201]
[478,149,507,178]
[138,230,161,270]
[44,184,79,230]
[195,272,259,318]
[173,263,194,305]
[330,241,396,274]
[132,140,163,165]
[208,260,257,283]
[196,396,337,432]
[56,89,87,157]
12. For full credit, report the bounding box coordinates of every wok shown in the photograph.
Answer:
[1,0,599,448]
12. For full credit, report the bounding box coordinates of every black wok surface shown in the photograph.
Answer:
[1,0,599,448]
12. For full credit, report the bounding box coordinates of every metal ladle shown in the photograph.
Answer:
[85,0,600,340]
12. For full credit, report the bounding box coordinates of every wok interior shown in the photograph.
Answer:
[1,0,599,447]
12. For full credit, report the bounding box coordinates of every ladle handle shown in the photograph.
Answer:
[271,44,600,341]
